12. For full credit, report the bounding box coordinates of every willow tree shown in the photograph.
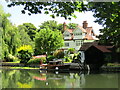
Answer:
[0,5,21,60]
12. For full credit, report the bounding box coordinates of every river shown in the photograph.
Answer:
[1,69,119,88]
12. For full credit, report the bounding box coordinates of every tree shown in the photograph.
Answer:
[17,45,33,64]
[38,20,64,33]
[57,23,64,33]
[17,25,34,47]
[0,6,21,60]
[88,2,120,50]
[22,23,37,41]
[7,2,85,19]
[39,20,58,30]
[35,28,64,55]
[67,23,78,29]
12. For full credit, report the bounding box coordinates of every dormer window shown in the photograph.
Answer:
[74,33,82,36]
[64,34,69,37]
[65,43,69,47]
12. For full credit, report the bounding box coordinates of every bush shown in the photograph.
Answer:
[64,56,72,63]
[53,50,64,59]
[7,54,19,62]
[67,48,75,54]
[17,45,33,64]
[47,55,55,61]
[28,57,46,64]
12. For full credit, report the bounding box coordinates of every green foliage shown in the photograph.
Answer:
[7,2,85,19]
[38,20,63,33]
[53,50,64,59]
[88,2,120,50]
[0,6,21,60]
[67,48,75,54]
[64,56,72,63]
[22,23,37,41]
[7,54,19,62]
[47,55,55,61]
[39,20,58,31]
[67,23,78,29]
[17,45,33,64]
[35,28,64,55]
[17,25,34,46]
[28,57,46,64]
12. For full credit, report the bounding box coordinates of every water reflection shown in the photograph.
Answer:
[2,69,119,88]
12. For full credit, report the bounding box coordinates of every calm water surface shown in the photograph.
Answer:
[1,69,119,88]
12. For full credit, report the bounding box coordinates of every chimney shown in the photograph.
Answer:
[83,21,88,29]
[63,22,67,30]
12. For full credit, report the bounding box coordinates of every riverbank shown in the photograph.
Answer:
[1,62,120,72]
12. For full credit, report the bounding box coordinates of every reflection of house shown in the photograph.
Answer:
[61,21,98,53]
[79,42,114,69]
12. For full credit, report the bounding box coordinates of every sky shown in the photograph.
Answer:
[0,1,103,35]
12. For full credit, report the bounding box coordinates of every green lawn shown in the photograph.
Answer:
[9,67,39,69]
[3,61,20,63]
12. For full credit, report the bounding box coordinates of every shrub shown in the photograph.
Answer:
[17,45,33,64]
[7,54,19,62]
[53,50,64,59]
[47,55,55,61]
[27,57,46,64]
[67,48,75,54]
[64,56,72,63]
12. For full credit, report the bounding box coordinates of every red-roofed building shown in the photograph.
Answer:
[61,21,98,53]
[79,42,115,69]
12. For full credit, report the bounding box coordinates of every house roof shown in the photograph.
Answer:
[79,42,114,53]
[84,27,96,40]
[63,21,97,40]
[77,25,86,33]
[93,45,113,52]
[66,29,74,33]
[84,35,94,40]
[79,42,98,51]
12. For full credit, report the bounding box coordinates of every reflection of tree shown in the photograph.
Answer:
[2,70,87,88]
[18,70,32,84]
[2,70,33,88]
[2,70,20,88]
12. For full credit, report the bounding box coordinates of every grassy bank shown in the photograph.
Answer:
[2,66,39,70]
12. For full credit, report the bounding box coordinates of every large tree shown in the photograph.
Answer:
[0,6,21,60]
[35,28,64,55]
[38,20,64,33]
[21,23,37,41]
[7,2,85,19]
[88,2,120,49]
[17,25,34,46]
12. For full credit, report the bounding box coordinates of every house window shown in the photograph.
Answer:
[76,41,81,46]
[65,43,69,47]
[64,34,69,37]
[74,33,82,36]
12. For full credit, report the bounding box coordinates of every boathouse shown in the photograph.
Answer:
[79,42,114,69]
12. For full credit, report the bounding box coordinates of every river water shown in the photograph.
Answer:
[1,69,119,88]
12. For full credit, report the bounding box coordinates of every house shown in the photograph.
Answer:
[61,21,98,53]
[79,42,114,69]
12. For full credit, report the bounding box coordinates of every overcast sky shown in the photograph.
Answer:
[0,1,103,35]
